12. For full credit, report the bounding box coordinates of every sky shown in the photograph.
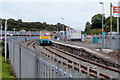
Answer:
[0,0,119,31]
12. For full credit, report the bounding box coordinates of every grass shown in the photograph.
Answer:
[0,47,2,79]
[0,47,15,79]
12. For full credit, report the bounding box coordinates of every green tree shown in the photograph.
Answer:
[85,25,92,34]
[91,14,105,29]
[0,18,69,31]
[85,21,91,32]
[85,21,90,27]
[105,16,118,32]
[105,25,110,32]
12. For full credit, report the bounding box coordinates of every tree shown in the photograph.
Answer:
[84,13,120,34]
[105,16,117,32]
[0,18,69,31]
[85,21,90,27]
[85,25,92,34]
[85,21,91,32]
[105,25,110,32]
[0,18,2,26]
[17,19,22,23]
[91,14,105,29]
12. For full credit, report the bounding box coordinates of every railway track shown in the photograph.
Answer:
[49,46,120,73]
[42,46,119,79]
[25,40,119,79]
[26,40,38,49]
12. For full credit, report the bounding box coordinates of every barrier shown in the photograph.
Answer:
[8,37,118,78]
[8,38,84,78]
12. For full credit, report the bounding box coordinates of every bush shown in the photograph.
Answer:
[0,41,9,58]
[89,29,102,35]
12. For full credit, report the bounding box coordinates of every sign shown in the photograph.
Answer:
[71,30,76,32]
[101,28,104,32]
[66,28,70,31]
[113,6,120,13]
[113,6,120,17]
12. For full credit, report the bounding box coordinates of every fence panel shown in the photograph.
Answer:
[13,43,21,78]
[8,38,79,78]
[26,49,37,78]
[9,40,14,66]
[20,46,27,78]
[8,37,119,78]
[105,34,120,50]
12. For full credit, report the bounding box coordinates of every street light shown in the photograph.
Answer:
[99,2,105,48]
[13,28,15,36]
[1,26,3,41]
[99,2,104,27]
[57,24,58,33]
[5,19,7,62]
[61,18,64,40]
[61,18,64,31]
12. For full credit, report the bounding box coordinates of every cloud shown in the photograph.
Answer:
[0,0,119,2]
[1,1,119,30]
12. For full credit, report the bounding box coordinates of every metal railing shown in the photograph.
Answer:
[105,33,120,50]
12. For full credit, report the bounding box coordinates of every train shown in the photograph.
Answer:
[39,31,52,45]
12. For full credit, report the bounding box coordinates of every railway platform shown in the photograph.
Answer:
[51,39,120,65]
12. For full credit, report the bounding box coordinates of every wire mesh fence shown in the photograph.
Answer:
[82,33,120,50]
[105,33,120,50]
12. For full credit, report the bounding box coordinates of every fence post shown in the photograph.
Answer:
[8,39,10,59]
[49,56,52,78]
[72,62,74,78]
[19,45,21,78]
[40,58,42,78]
[87,65,90,78]
[41,59,43,78]
[13,42,15,69]
[79,63,82,78]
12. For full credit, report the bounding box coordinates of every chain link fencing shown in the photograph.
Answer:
[105,33,120,50]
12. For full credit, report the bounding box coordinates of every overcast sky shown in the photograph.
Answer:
[0,0,119,31]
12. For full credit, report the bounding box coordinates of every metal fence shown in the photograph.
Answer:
[82,34,120,50]
[105,33,120,50]
[8,37,119,78]
[8,38,87,78]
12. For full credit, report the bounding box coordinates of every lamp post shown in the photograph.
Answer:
[99,2,105,48]
[5,19,7,62]
[117,1,120,33]
[1,26,3,41]
[61,18,64,40]
[57,24,58,33]
[13,28,15,36]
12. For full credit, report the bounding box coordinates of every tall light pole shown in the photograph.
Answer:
[1,26,3,41]
[99,2,105,48]
[13,28,15,36]
[57,24,58,33]
[117,14,119,33]
[117,1,120,33]
[61,18,64,40]
[5,19,7,62]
